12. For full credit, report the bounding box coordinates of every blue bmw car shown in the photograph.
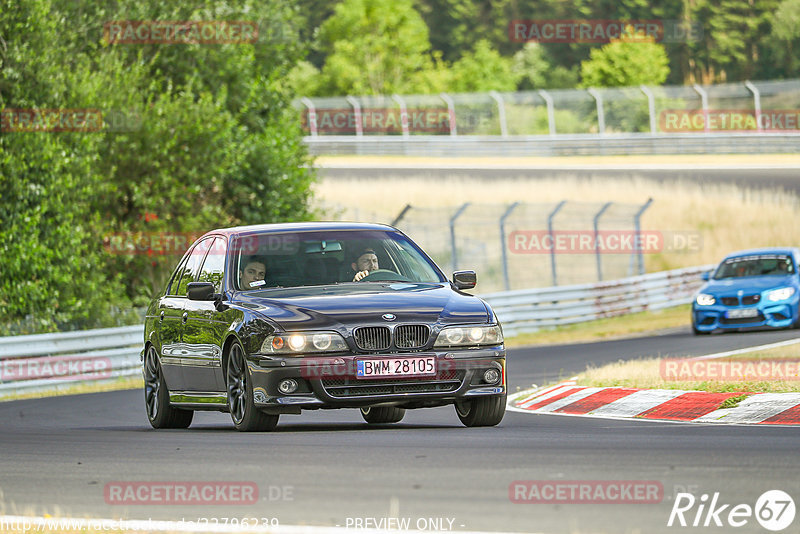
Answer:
[692,248,800,334]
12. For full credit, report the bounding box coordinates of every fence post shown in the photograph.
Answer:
[744,80,762,132]
[633,198,653,276]
[300,97,318,137]
[450,203,470,273]
[391,204,412,227]
[593,202,613,281]
[346,95,363,137]
[640,85,657,134]
[538,89,556,136]
[392,94,410,138]
[692,84,709,133]
[499,202,520,290]
[489,90,508,137]
[440,92,458,136]
[548,200,567,286]
[587,88,605,135]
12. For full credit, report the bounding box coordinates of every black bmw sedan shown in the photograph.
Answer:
[142,222,506,431]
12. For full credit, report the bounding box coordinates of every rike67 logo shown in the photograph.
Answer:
[668,490,795,531]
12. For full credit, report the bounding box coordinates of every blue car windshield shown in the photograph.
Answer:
[229,229,447,290]
[713,254,795,279]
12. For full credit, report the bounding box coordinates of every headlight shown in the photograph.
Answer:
[261,331,348,354]
[695,293,716,306]
[434,325,503,348]
[767,287,796,301]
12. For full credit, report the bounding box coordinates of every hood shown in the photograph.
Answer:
[234,282,489,331]
[703,275,796,295]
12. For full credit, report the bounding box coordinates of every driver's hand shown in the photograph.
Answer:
[353,270,370,281]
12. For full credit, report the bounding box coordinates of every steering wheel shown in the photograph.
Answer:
[358,269,411,282]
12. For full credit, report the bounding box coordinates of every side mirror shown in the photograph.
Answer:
[187,282,216,301]
[453,270,477,290]
[700,271,710,281]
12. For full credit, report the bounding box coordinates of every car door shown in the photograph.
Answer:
[155,254,190,391]
[182,236,230,392]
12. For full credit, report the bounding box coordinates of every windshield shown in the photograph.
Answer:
[713,254,795,279]
[230,229,446,290]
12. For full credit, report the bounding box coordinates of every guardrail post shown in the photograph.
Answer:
[300,97,318,137]
[548,200,567,286]
[391,204,412,227]
[744,80,762,132]
[587,88,605,135]
[440,92,458,136]
[640,85,657,134]
[538,89,556,136]
[692,84,709,133]
[593,202,612,281]
[450,203,470,273]
[632,198,653,276]
[489,90,508,137]
[499,202,520,290]
[392,94,410,138]
[346,95,363,137]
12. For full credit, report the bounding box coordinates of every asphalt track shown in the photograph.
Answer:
[3,327,800,534]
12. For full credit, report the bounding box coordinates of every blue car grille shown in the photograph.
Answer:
[720,295,761,306]
[721,297,739,306]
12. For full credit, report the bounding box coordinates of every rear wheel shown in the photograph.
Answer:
[227,341,279,432]
[360,406,405,424]
[455,395,506,427]
[144,345,193,429]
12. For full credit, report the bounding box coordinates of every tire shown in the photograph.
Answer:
[455,394,506,427]
[226,341,279,432]
[144,345,193,429]
[360,406,405,424]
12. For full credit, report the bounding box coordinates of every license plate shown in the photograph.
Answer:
[356,357,436,378]
[726,308,759,319]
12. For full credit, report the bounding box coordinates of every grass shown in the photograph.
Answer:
[573,342,800,393]
[504,304,690,347]
[0,376,142,403]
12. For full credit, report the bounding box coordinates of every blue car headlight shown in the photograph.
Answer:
[766,287,796,302]
[695,293,716,306]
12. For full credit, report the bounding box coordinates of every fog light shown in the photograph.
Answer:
[278,378,299,394]
[483,368,500,384]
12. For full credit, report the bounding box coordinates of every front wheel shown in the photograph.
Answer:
[360,406,405,424]
[455,395,506,427]
[144,345,193,429]
[227,341,279,432]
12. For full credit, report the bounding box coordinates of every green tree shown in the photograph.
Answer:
[512,42,579,89]
[580,34,670,87]
[449,39,518,92]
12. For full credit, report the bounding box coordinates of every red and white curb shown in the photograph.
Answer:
[507,337,800,425]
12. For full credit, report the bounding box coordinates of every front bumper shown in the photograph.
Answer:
[246,348,506,410]
[692,298,799,332]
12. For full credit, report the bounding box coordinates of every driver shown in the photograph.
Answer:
[351,248,379,281]
[239,257,267,289]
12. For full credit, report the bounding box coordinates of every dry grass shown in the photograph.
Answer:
[505,305,690,347]
[312,173,800,274]
[576,342,800,393]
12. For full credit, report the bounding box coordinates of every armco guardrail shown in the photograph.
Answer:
[482,264,713,337]
[0,265,711,397]
[0,325,143,398]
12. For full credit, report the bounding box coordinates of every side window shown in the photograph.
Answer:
[175,238,213,296]
[197,237,226,292]
[166,254,190,296]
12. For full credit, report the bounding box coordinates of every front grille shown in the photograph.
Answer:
[721,297,739,306]
[321,371,465,398]
[395,325,430,349]
[742,295,761,305]
[354,327,391,351]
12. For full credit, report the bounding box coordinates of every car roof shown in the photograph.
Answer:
[723,247,800,260]
[198,221,397,240]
